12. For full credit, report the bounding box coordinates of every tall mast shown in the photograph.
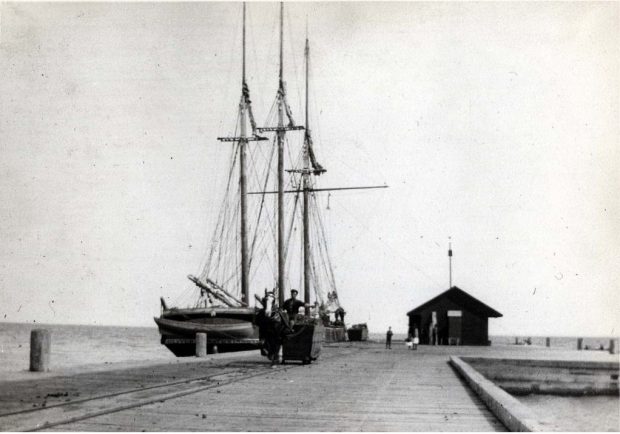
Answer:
[214,3,269,305]
[276,1,285,306]
[239,3,249,304]
[302,36,311,313]
[255,2,305,305]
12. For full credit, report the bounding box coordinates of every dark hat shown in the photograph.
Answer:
[290,289,299,295]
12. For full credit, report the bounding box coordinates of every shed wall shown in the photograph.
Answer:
[408,296,491,346]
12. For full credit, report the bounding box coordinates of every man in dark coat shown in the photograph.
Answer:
[282,289,306,318]
[386,326,393,349]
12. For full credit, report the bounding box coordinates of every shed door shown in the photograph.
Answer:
[447,310,462,344]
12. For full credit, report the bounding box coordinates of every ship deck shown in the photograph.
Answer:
[0,342,617,431]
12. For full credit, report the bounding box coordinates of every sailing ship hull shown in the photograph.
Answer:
[154,307,260,356]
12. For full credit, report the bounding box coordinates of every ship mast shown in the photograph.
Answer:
[251,4,384,309]
[277,2,286,306]
[258,3,305,306]
[217,3,267,304]
[239,3,249,305]
[302,36,311,313]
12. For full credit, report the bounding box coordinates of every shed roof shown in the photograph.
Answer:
[406,286,502,318]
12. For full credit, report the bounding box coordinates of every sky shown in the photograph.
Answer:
[0,2,618,337]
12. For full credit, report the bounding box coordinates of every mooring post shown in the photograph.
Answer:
[577,338,583,350]
[195,333,207,357]
[546,337,550,347]
[610,339,616,355]
[30,329,51,372]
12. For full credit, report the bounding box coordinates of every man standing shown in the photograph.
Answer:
[386,326,393,349]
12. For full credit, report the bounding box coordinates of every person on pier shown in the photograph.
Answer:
[412,327,419,350]
[334,307,346,325]
[386,327,393,349]
[283,289,315,323]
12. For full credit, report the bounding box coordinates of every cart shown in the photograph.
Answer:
[347,323,369,341]
[282,322,324,364]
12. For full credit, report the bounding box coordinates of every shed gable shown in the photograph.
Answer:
[407,286,502,318]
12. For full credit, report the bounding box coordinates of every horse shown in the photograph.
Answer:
[255,291,292,366]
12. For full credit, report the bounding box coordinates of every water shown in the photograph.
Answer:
[519,395,620,431]
[369,332,619,350]
[0,322,175,373]
[368,332,408,342]
[490,335,619,351]
[1,323,617,373]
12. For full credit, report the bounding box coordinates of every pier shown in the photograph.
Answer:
[0,342,617,432]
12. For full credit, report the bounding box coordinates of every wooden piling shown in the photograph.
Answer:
[29,329,51,372]
[545,337,550,347]
[610,339,615,355]
[577,338,583,350]
[195,333,207,357]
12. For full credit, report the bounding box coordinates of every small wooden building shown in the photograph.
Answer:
[406,286,502,346]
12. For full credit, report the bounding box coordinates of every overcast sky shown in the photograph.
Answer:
[1,2,618,337]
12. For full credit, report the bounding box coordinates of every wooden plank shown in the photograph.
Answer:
[49,343,506,431]
[0,356,265,416]
[15,342,605,431]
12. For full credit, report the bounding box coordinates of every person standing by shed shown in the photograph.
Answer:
[386,327,393,349]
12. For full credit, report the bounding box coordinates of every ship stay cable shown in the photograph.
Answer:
[314,202,338,299]
[172,137,240,309]
[247,143,276,272]
[214,193,240,288]
[336,194,442,287]
[198,2,272,307]
[310,199,338,302]
[206,138,239,274]
[200,102,241,281]
[192,111,240,284]
[283,192,300,265]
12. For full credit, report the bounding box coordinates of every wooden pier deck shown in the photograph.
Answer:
[1,342,617,431]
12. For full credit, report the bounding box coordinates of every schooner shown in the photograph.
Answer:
[155,3,386,357]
